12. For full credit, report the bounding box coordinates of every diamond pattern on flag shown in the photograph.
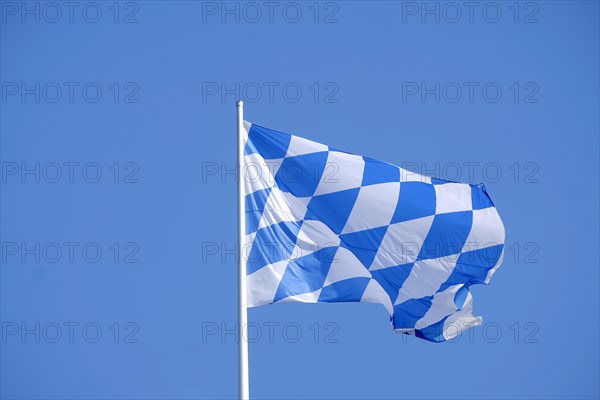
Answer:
[243,122,505,342]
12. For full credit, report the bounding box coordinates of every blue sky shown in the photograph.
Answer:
[1,1,599,399]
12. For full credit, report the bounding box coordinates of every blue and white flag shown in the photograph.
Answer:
[242,122,505,342]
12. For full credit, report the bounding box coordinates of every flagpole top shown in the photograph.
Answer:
[236,100,244,107]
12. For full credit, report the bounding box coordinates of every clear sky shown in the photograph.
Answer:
[1,1,599,399]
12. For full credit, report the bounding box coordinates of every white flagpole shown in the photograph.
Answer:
[236,100,249,400]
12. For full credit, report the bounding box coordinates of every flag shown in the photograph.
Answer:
[242,121,505,342]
